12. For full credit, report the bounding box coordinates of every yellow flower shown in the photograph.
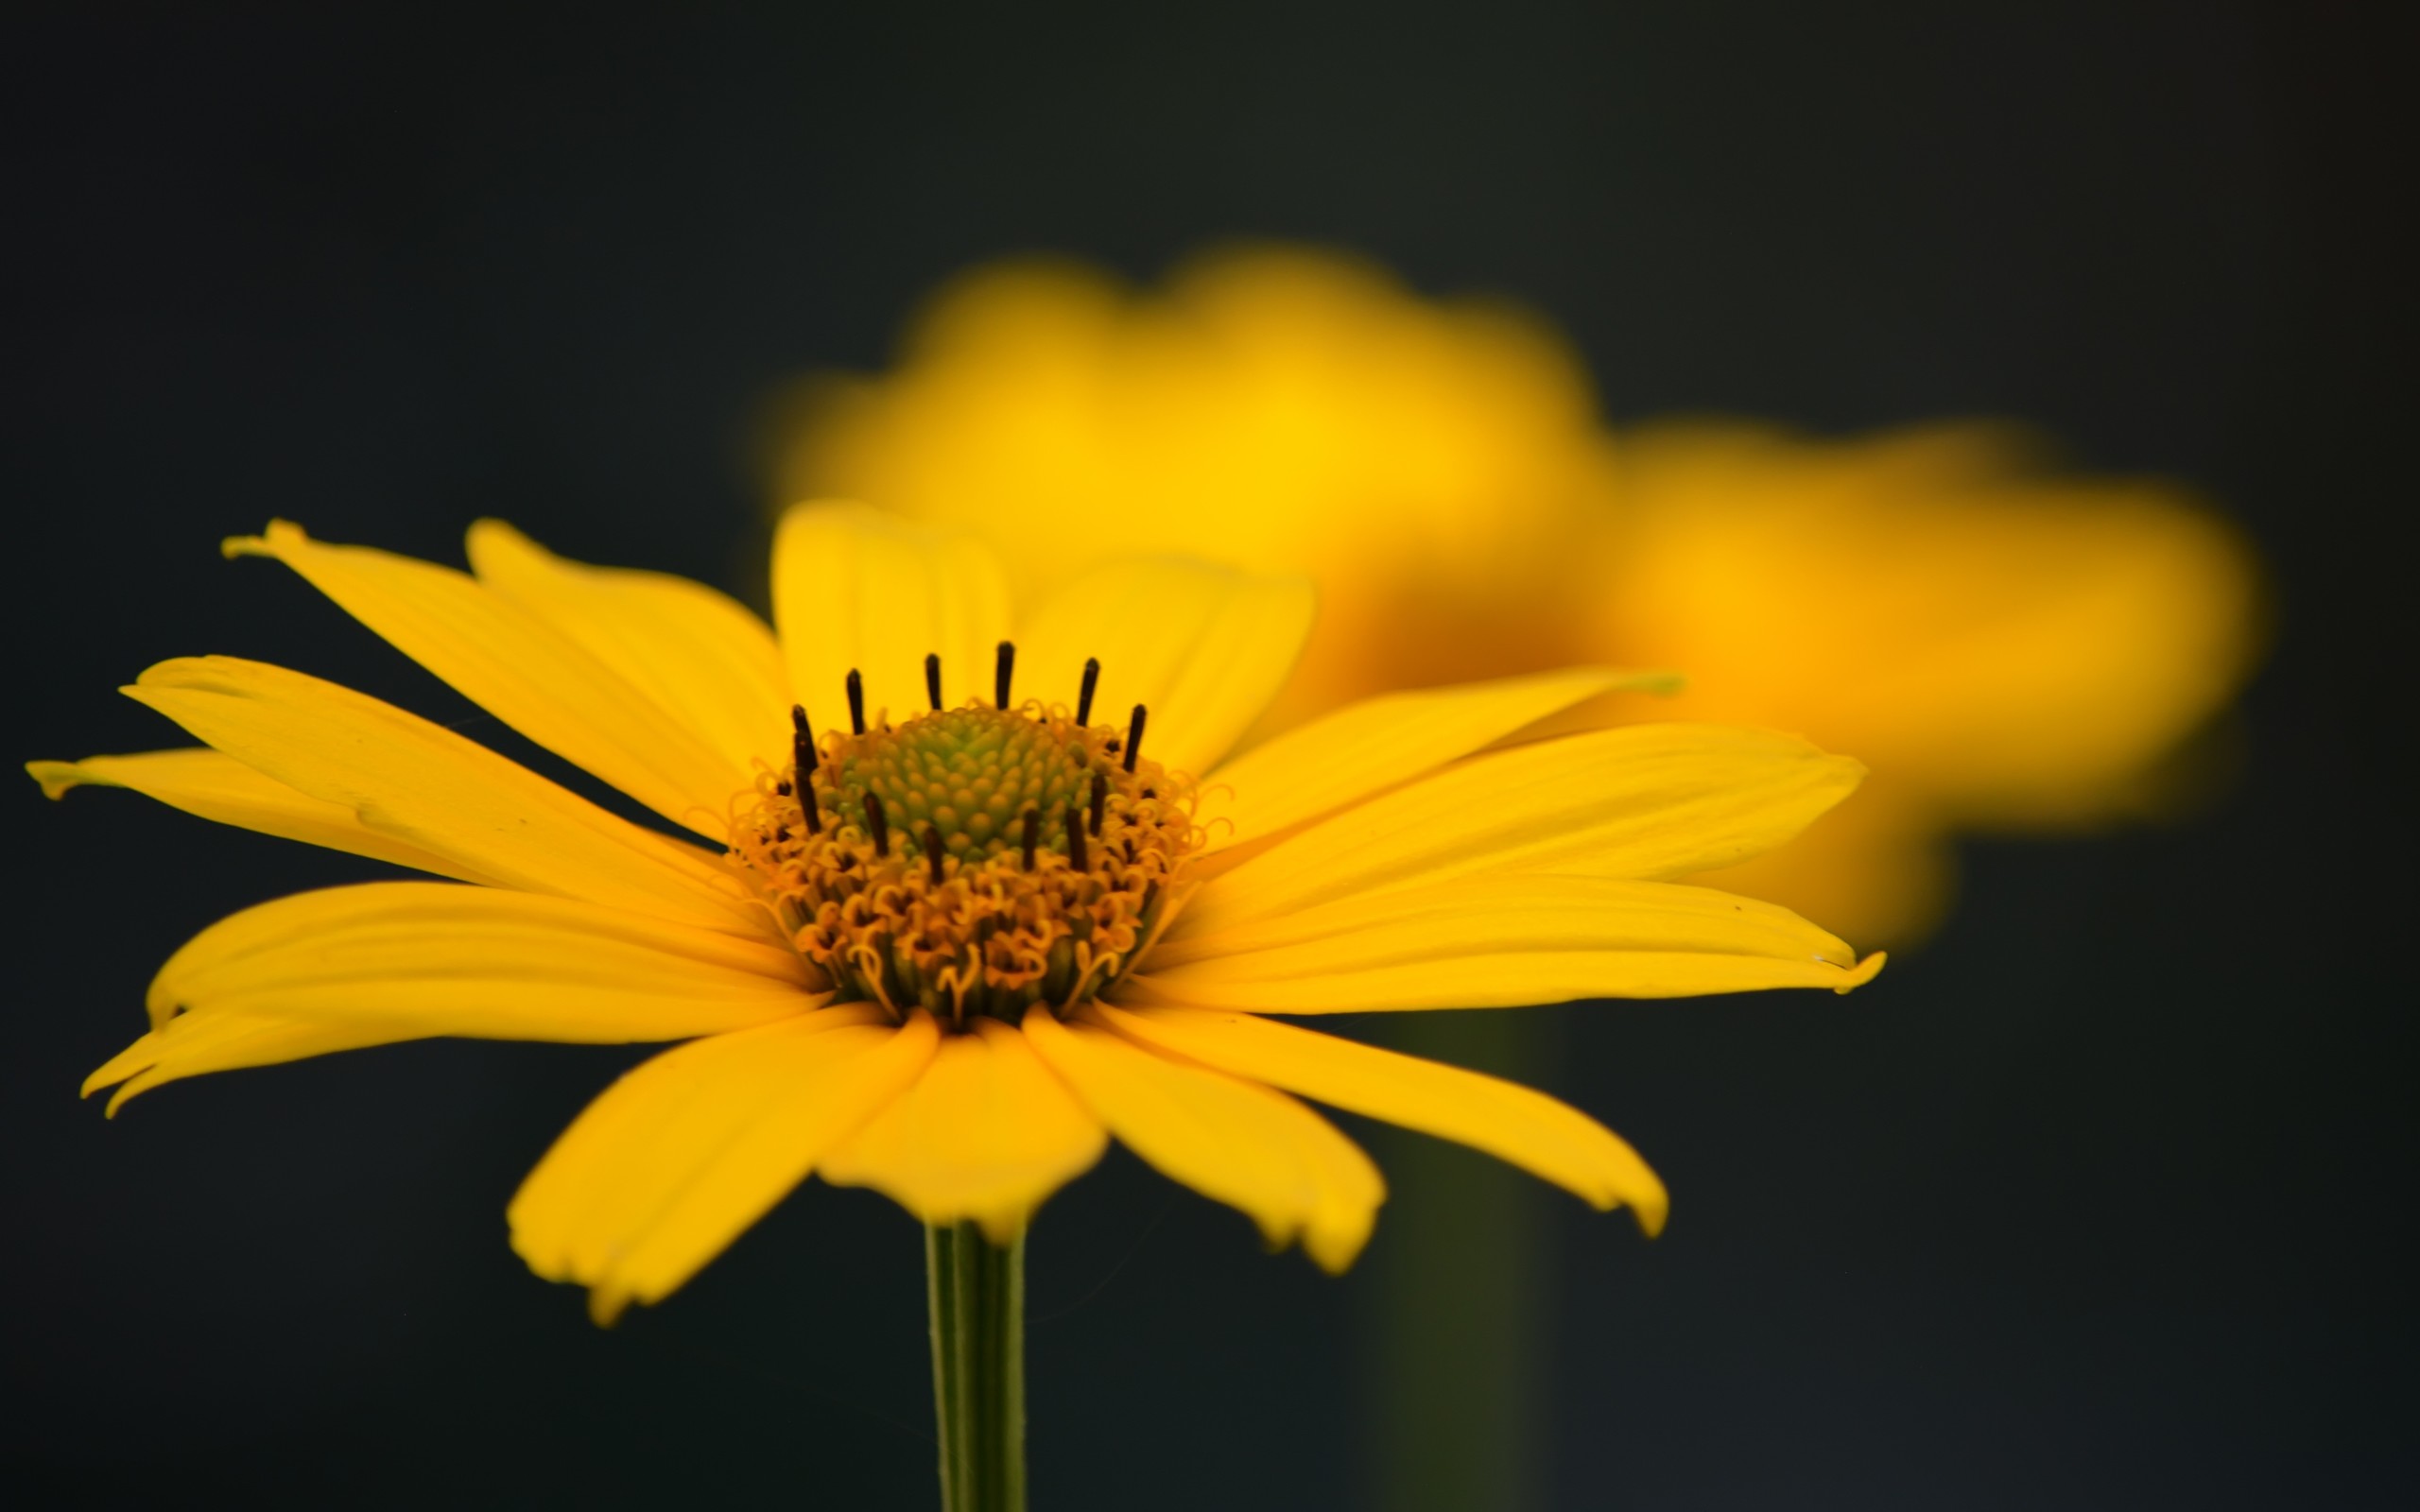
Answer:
[33,505,1879,1323]
[774,248,2263,943]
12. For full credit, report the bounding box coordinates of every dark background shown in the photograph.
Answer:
[7,4,2412,1507]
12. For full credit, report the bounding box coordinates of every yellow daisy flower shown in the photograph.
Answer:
[773,247,2263,944]
[33,503,1878,1324]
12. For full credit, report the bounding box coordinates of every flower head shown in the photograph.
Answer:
[35,504,1877,1322]
[774,247,2265,942]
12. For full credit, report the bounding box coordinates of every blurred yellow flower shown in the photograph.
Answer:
[774,249,2264,942]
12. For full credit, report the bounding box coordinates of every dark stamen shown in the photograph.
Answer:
[1063,808,1088,871]
[846,670,867,735]
[791,704,818,773]
[923,825,946,885]
[1089,770,1108,837]
[1124,704,1148,774]
[789,705,821,833]
[862,793,890,856]
[995,641,1016,710]
[925,653,942,712]
[1076,657,1100,726]
[1021,808,1041,871]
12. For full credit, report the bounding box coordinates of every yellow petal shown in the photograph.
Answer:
[1125,950,1883,1012]
[1093,1004,1666,1232]
[466,520,793,787]
[226,520,745,835]
[1151,873,1859,973]
[510,1008,937,1324]
[1015,557,1315,777]
[84,1010,410,1116]
[146,882,813,1040]
[1197,666,1678,850]
[1129,875,1879,1010]
[819,1017,1107,1243]
[1021,1006,1382,1271]
[28,749,504,885]
[770,500,1011,730]
[1177,723,1863,937]
[125,656,760,934]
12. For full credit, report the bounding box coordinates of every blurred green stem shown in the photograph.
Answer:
[927,1223,1026,1512]
[1368,1011,1555,1512]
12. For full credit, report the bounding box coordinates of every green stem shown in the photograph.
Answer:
[926,1222,1027,1512]
[1367,1011,1555,1512]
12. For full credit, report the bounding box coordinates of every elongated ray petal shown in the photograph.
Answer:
[819,1018,1107,1243]
[1196,666,1679,850]
[84,1010,417,1116]
[29,749,505,885]
[1123,949,1883,1012]
[125,656,761,935]
[467,520,794,786]
[1016,558,1315,777]
[1093,1004,1667,1232]
[771,501,1011,728]
[1022,1007,1381,1271]
[512,1008,936,1324]
[1177,723,1863,936]
[1153,874,1861,973]
[227,521,745,835]
[143,882,814,1040]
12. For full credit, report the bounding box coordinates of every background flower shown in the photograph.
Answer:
[773,248,2263,944]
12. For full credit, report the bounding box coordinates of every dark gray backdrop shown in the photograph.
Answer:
[7,4,2411,1507]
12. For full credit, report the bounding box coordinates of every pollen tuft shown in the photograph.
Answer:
[728,696,1200,1028]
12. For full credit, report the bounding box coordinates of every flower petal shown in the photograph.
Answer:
[83,1010,411,1116]
[125,656,761,934]
[227,521,745,835]
[510,1008,938,1324]
[1196,666,1678,850]
[1014,558,1315,778]
[466,520,793,788]
[1021,1006,1382,1271]
[818,1018,1107,1243]
[1152,874,1859,973]
[770,501,1011,730]
[1176,723,1863,937]
[1123,949,1883,1012]
[1124,874,1883,1009]
[1093,1003,1666,1232]
[142,882,812,1040]
[28,748,504,885]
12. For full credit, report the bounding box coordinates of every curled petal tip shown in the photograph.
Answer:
[587,1287,633,1329]
[1631,1198,1669,1239]
[1835,951,1888,993]
[1305,1225,1372,1276]
[220,519,303,560]
[26,760,80,800]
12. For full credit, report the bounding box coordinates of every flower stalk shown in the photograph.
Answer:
[927,1223,1027,1511]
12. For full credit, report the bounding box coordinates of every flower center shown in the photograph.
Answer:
[728,646,1201,1028]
